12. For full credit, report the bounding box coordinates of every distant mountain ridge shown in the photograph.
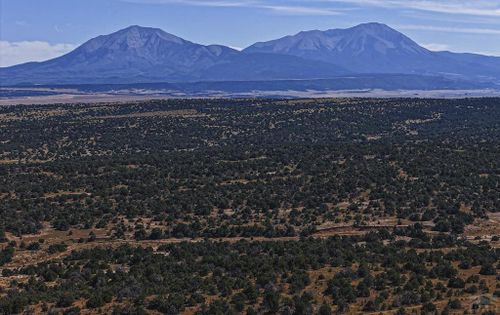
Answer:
[244,23,500,79]
[1,25,240,84]
[1,23,500,87]
[245,23,432,73]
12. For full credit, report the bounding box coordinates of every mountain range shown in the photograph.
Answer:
[2,23,500,88]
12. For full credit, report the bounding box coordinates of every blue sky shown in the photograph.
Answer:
[1,0,500,66]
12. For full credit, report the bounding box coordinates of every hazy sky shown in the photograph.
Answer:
[2,0,500,66]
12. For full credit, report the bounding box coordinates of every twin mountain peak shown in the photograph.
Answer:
[2,23,500,85]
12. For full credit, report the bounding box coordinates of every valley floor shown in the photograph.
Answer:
[2,88,500,106]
